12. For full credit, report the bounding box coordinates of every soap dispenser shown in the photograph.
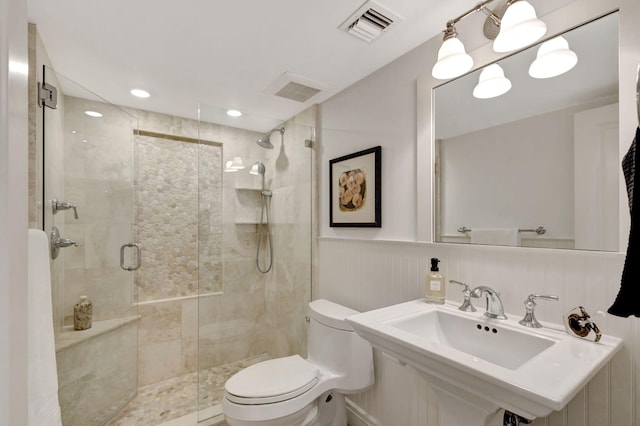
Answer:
[425,258,445,304]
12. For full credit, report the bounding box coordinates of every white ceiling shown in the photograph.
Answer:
[27,0,476,132]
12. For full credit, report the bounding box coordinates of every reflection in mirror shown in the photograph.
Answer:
[434,12,619,251]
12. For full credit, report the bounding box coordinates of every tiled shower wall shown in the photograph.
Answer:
[318,238,636,426]
[134,132,221,386]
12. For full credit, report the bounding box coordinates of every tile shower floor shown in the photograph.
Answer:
[106,354,269,426]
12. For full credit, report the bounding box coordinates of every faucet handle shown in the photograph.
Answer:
[52,197,79,219]
[449,280,476,312]
[519,294,559,328]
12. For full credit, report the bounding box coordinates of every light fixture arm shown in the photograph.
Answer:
[445,0,501,29]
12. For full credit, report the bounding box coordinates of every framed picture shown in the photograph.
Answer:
[329,146,381,227]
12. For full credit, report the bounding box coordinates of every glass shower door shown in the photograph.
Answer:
[196,104,314,424]
[42,66,140,425]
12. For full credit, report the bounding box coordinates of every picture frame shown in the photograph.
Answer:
[329,146,381,227]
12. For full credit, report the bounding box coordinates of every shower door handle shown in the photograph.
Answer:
[120,243,141,271]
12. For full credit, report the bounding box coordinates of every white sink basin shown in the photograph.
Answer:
[388,309,555,370]
[347,300,623,422]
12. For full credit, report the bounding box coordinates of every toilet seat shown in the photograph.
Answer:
[225,355,320,405]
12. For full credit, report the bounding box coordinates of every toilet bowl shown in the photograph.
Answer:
[222,299,374,426]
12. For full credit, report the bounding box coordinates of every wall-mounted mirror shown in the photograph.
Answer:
[433,12,619,251]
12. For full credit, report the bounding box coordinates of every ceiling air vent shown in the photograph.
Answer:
[275,82,322,103]
[339,1,402,43]
[264,72,330,103]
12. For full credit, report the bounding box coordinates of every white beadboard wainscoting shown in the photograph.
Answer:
[317,237,638,426]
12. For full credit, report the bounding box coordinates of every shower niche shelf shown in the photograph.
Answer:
[234,187,263,224]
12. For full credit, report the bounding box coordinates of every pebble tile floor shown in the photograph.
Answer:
[106,354,269,426]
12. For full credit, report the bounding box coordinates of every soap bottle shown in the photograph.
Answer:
[425,258,445,304]
[74,295,93,330]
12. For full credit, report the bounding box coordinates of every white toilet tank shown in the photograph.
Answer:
[307,299,374,393]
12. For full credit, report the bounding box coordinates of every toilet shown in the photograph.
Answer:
[222,299,374,426]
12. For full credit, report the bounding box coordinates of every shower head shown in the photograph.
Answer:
[256,135,273,149]
[256,127,285,149]
[249,161,265,175]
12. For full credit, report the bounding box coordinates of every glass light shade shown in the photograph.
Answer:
[493,0,547,53]
[528,36,578,79]
[432,37,474,80]
[473,64,512,99]
[224,160,238,172]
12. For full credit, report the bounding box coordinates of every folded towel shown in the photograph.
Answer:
[28,229,62,426]
[470,228,521,246]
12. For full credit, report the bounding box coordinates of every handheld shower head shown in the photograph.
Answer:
[250,161,270,194]
[256,127,285,149]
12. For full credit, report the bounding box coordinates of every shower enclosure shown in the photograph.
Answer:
[38,65,314,425]
[40,66,141,425]
[196,104,314,423]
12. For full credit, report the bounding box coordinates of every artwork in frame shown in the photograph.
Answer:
[329,146,381,227]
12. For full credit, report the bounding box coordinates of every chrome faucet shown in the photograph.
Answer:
[470,286,507,320]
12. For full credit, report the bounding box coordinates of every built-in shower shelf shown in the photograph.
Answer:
[55,315,140,352]
[235,187,262,192]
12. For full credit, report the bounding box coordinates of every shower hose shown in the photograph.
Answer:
[256,191,273,273]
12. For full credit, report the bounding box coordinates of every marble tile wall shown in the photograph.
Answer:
[62,96,137,324]
[33,73,315,407]
[56,321,137,426]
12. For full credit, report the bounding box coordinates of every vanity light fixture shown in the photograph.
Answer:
[84,110,103,117]
[130,88,150,98]
[226,109,242,117]
[473,63,512,99]
[432,23,474,79]
[492,0,546,53]
[528,36,578,79]
[432,0,546,80]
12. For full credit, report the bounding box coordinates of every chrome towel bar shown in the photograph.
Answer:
[457,226,546,235]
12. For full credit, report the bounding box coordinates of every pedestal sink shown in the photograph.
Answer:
[346,300,623,425]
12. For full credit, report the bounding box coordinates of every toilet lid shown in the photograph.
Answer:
[225,355,319,404]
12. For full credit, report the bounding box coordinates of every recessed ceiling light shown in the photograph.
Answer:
[227,109,242,117]
[84,111,103,117]
[130,88,150,98]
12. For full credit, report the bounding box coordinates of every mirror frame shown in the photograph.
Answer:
[416,0,640,252]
